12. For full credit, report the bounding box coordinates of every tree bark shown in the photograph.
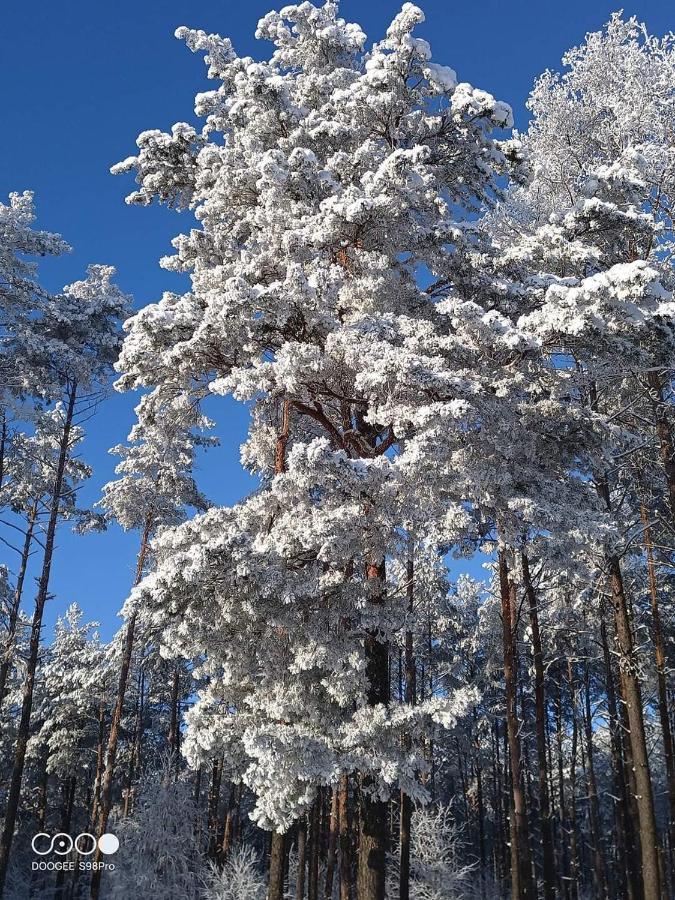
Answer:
[608,554,662,900]
[338,774,352,900]
[582,664,608,898]
[307,793,321,900]
[640,500,675,872]
[601,619,638,900]
[325,787,339,899]
[90,515,151,898]
[399,540,416,900]
[268,831,286,900]
[521,554,555,900]
[0,382,77,894]
[498,549,534,900]
[297,817,307,900]
[0,503,37,711]
[357,559,388,900]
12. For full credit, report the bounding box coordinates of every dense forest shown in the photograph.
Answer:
[1,3,675,898]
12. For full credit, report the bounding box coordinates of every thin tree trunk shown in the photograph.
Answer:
[648,370,675,521]
[357,559,388,900]
[522,554,555,900]
[0,382,77,894]
[167,665,180,765]
[338,774,352,900]
[325,787,339,899]
[221,783,236,861]
[608,554,662,900]
[122,667,144,816]
[640,500,675,871]
[89,701,106,832]
[297,817,307,900]
[399,540,415,900]
[498,549,534,900]
[90,514,151,898]
[582,663,608,898]
[207,756,223,859]
[308,794,320,900]
[601,619,638,900]
[0,503,37,710]
[567,662,580,900]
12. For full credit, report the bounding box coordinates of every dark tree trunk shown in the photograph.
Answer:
[608,555,662,900]
[498,549,535,900]
[0,382,77,894]
[338,774,352,900]
[601,620,639,900]
[268,831,286,900]
[90,515,151,898]
[357,559,388,900]
[522,554,555,900]
[582,664,608,899]
[0,503,37,710]
[399,541,416,900]
[641,500,675,873]
[297,817,307,900]
[308,794,320,900]
[325,787,339,899]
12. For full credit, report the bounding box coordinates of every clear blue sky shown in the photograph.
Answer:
[1,0,673,640]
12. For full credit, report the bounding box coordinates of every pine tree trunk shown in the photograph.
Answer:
[122,667,144,817]
[600,619,638,900]
[640,501,675,873]
[0,503,37,710]
[582,664,608,898]
[308,795,320,900]
[90,515,151,898]
[89,701,107,832]
[567,662,580,900]
[0,382,77,894]
[297,817,307,900]
[608,554,662,900]
[55,776,77,900]
[399,542,415,900]
[167,665,180,769]
[498,550,534,900]
[325,787,339,899]
[268,831,286,900]
[207,756,223,859]
[522,554,555,900]
[357,559,388,900]
[221,783,236,861]
[338,774,352,900]
[648,370,675,521]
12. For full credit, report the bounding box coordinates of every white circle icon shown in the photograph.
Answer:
[98,833,119,855]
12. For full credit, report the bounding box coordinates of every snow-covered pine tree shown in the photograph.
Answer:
[112,3,517,896]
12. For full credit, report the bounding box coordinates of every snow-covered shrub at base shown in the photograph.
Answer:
[388,803,480,900]
[202,846,265,900]
[102,758,205,899]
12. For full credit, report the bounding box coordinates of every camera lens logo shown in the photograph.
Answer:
[31,833,118,856]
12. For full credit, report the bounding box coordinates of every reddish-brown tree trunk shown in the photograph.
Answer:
[522,554,555,900]
[90,514,151,897]
[338,774,352,900]
[582,664,608,898]
[325,787,339,899]
[498,550,534,900]
[399,542,416,900]
[268,831,286,900]
[640,501,675,870]
[608,554,662,900]
[357,559,389,900]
